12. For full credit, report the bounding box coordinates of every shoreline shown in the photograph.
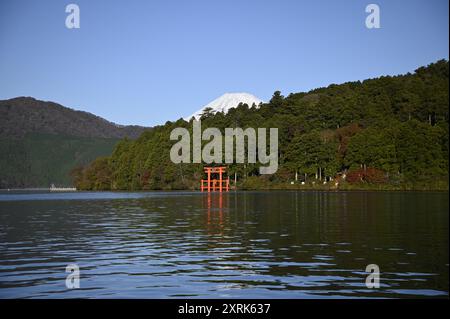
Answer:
[2,188,447,193]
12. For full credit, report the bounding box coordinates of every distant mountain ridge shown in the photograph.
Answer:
[0,97,150,139]
[0,97,151,188]
[185,92,263,120]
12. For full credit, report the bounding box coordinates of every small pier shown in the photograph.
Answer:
[50,184,76,192]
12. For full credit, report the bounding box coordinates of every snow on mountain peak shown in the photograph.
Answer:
[184,92,263,120]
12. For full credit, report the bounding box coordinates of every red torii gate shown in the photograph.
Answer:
[201,166,230,192]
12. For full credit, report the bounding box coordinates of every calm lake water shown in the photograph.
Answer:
[0,191,448,299]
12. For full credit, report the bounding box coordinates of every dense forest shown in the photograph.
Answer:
[72,60,449,191]
[0,134,119,187]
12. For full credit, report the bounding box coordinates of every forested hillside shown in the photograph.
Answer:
[0,98,151,188]
[0,134,120,188]
[73,60,449,191]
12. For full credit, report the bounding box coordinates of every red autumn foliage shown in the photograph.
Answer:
[346,167,387,184]
[335,123,363,159]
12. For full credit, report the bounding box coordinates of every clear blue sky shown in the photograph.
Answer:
[0,0,448,126]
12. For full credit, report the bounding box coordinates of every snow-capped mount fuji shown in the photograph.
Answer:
[185,93,264,121]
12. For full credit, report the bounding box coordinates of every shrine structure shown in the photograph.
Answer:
[200,166,230,192]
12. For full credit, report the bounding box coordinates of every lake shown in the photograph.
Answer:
[0,191,448,298]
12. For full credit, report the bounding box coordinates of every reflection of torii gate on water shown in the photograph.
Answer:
[200,166,230,192]
[203,192,227,236]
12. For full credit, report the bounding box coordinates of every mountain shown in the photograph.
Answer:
[0,97,151,188]
[185,92,263,120]
[0,97,148,139]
